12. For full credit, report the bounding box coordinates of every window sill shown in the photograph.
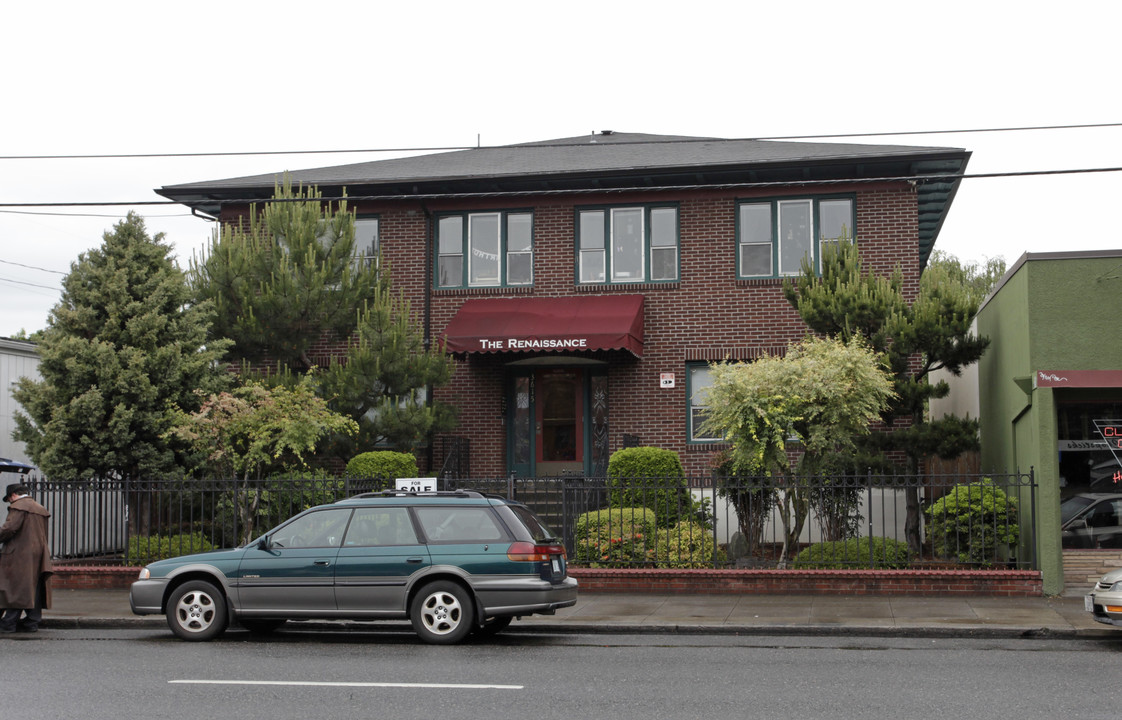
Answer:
[735,277,792,288]
[575,281,680,292]
[433,286,534,297]
[686,442,729,452]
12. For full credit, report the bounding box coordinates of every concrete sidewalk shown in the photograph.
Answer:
[38,588,1118,639]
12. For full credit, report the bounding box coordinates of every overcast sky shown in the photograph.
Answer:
[2,0,1119,337]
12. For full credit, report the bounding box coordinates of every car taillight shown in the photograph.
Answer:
[507,541,566,562]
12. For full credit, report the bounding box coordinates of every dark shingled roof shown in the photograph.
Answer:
[157,132,970,266]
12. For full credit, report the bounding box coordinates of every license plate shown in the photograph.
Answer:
[1085,595,1094,612]
[552,557,562,575]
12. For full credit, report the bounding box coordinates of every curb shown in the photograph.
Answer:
[39,617,1117,641]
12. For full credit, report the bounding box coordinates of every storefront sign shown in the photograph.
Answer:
[1093,420,1122,486]
[1035,370,1122,388]
[477,337,589,351]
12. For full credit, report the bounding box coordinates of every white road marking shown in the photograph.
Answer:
[170,679,522,690]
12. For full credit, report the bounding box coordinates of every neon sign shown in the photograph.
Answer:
[1092,419,1122,485]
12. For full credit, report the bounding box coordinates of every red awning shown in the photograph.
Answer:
[441,295,644,357]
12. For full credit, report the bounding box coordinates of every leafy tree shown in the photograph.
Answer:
[783,241,991,552]
[12,213,230,481]
[166,376,359,542]
[190,180,455,453]
[700,335,895,561]
[926,250,1007,307]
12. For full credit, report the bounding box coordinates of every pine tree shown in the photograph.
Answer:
[12,213,231,480]
[783,240,990,552]
[191,180,455,454]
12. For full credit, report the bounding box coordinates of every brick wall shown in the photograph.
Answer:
[219,183,922,478]
[569,568,1044,597]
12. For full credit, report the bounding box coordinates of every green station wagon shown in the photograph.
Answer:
[129,490,577,644]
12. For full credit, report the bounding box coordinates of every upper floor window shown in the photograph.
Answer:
[437,211,533,288]
[577,205,678,284]
[353,216,380,269]
[737,197,854,278]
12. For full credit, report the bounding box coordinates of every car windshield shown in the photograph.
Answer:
[1061,495,1095,524]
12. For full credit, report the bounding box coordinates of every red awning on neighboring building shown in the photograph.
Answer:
[441,295,645,357]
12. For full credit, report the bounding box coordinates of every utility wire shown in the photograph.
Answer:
[0,258,67,275]
[1,164,1121,209]
[0,275,60,291]
[1,122,1119,161]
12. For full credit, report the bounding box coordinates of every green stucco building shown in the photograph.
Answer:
[977,250,1122,594]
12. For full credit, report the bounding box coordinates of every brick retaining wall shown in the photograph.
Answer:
[53,565,1043,596]
[568,568,1044,596]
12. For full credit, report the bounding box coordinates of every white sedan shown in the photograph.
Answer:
[1087,567,1122,627]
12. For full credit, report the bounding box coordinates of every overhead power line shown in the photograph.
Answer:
[1,164,1121,209]
[1,122,1119,161]
[0,275,60,291]
[0,258,66,275]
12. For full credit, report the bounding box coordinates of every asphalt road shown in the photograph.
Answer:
[7,627,1121,720]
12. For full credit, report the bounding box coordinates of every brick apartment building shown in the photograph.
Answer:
[158,132,970,478]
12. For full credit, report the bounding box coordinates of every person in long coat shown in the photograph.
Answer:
[0,483,53,633]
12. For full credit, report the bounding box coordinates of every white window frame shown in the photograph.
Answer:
[688,364,721,443]
[737,197,855,279]
[437,211,534,288]
[353,216,380,269]
[578,205,679,285]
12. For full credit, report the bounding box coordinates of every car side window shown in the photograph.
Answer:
[343,507,418,546]
[270,508,351,549]
[414,506,506,542]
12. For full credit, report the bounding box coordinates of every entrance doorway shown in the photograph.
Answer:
[507,367,608,478]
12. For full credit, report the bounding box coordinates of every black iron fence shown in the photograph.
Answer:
[22,471,1036,570]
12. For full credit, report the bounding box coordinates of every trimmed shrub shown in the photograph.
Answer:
[927,480,1019,565]
[655,521,726,568]
[345,451,420,491]
[792,537,911,569]
[607,447,692,527]
[126,532,215,564]
[573,507,658,567]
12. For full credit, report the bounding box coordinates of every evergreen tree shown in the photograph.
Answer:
[783,241,990,552]
[12,213,230,480]
[191,180,455,454]
[319,285,455,455]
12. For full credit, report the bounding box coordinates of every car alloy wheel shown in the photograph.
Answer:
[410,581,474,644]
[166,580,228,641]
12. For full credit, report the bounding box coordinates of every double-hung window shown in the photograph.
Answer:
[353,216,379,269]
[688,364,720,443]
[437,211,533,288]
[737,197,854,278]
[577,205,678,284]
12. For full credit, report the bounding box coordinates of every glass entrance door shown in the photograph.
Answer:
[535,369,584,477]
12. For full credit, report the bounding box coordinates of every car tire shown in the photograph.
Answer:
[474,615,513,638]
[410,581,474,645]
[166,580,228,642]
[239,619,288,635]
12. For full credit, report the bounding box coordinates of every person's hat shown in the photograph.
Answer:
[5,484,27,500]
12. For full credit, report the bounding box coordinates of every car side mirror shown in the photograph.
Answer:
[257,536,272,550]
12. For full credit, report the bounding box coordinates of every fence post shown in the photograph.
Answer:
[867,471,875,568]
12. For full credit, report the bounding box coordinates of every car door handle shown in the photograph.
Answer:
[314,560,331,566]
[407,557,425,564]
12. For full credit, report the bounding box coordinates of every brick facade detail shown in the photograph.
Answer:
[220,182,923,477]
